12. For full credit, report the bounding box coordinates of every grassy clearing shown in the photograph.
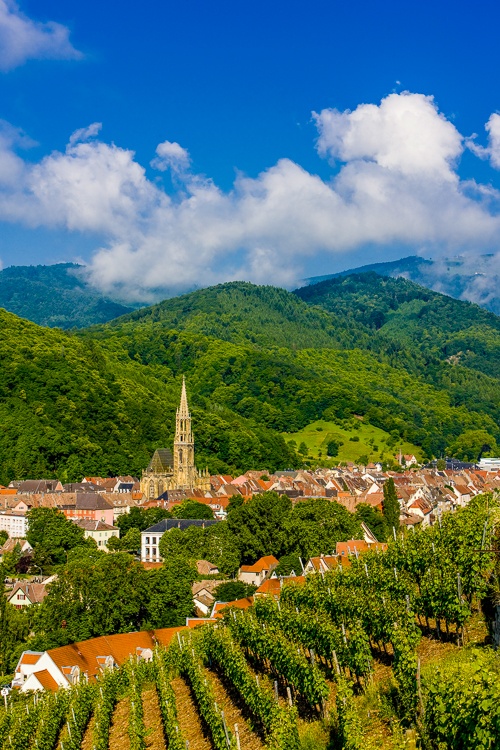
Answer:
[283,418,423,465]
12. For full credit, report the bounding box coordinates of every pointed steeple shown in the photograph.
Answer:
[177,375,190,418]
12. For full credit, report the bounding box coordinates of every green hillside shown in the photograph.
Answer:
[0,309,297,484]
[0,263,136,328]
[1,277,499,482]
[283,418,423,465]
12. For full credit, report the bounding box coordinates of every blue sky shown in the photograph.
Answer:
[1,0,500,296]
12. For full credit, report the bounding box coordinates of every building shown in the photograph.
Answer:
[238,555,279,587]
[140,377,210,499]
[7,581,50,608]
[65,493,115,526]
[0,510,28,537]
[141,518,219,562]
[72,519,119,551]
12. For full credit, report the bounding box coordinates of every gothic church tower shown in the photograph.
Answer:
[140,377,210,498]
[173,376,196,488]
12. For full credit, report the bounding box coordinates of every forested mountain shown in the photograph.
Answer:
[0,263,136,328]
[306,253,500,316]
[1,276,499,483]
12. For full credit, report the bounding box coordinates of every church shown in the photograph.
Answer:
[140,377,211,499]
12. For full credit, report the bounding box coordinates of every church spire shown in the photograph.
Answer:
[177,375,190,418]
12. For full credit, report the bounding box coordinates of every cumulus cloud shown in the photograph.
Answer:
[151,140,191,173]
[0,0,81,71]
[0,92,500,298]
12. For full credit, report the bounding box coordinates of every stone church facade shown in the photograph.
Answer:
[140,378,210,499]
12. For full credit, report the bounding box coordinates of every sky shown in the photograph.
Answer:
[0,0,500,297]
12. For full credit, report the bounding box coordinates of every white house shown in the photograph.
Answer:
[71,519,119,551]
[238,555,279,586]
[0,511,28,537]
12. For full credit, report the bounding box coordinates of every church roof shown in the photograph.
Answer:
[147,448,174,473]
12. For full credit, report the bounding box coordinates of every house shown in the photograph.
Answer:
[66,493,115,526]
[13,627,187,691]
[0,511,28,538]
[192,580,222,616]
[304,554,339,574]
[238,555,279,586]
[141,518,219,562]
[7,580,50,608]
[254,575,305,598]
[10,479,64,494]
[0,538,32,562]
[196,560,219,576]
[71,519,119,551]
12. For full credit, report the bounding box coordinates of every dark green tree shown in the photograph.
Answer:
[227,491,292,564]
[26,508,87,568]
[171,500,214,519]
[282,498,362,558]
[146,559,196,627]
[213,581,256,602]
[382,478,400,533]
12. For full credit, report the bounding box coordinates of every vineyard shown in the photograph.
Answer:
[1,493,500,749]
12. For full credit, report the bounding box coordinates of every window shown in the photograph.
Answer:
[146,547,150,557]
[152,548,157,558]
[152,537,156,545]
[145,537,150,545]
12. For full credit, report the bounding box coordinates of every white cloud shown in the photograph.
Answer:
[0,92,500,298]
[313,92,463,180]
[0,0,81,71]
[151,140,191,173]
[486,113,500,169]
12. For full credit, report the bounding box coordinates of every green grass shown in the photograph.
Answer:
[282,418,423,465]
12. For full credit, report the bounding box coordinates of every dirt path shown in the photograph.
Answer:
[171,676,213,750]
[108,697,131,750]
[80,712,97,750]
[204,667,265,750]
[142,687,167,750]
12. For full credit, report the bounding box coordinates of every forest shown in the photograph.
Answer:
[0,274,499,482]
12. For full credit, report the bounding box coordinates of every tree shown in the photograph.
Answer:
[146,559,196,627]
[282,498,362,559]
[326,440,341,457]
[26,507,86,568]
[275,552,303,576]
[116,507,171,535]
[355,503,387,542]
[171,500,214,519]
[298,442,308,456]
[119,527,141,553]
[204,523,241,577]
[0,530,8,547]
[447,430,499,463]
[106,534,122,552]
[227,491,292,563]
[213,581,256,602]
[32,552,148,648]
[382,478,400,532]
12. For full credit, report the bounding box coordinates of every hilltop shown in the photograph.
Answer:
[0,263,136,328]
[305,253,500,316]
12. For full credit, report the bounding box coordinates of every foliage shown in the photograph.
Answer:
[213,581,256,602]
[422,648,500,749]
[116,507,172,534]
[0,262,135,328]
[0,531,7,546]
[382,478,400,533]
[146,558,197,627]
[201,624,300,750]
[355,503,387,542]
[26,507,87,567]
[171,500,214,519]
